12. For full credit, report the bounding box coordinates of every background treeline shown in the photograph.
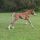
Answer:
[0,0,40,12]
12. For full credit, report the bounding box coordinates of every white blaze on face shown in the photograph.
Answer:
[33,10,37,16]
[34,12,37,15]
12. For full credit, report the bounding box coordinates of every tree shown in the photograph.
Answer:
[0,0,40,12]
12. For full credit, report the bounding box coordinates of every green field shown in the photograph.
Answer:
[0,13,40,40]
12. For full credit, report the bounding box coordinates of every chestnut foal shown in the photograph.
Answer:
[8,9,36,30]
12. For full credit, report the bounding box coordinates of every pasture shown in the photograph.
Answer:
[0,13,40,40]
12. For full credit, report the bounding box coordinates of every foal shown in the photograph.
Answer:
[8,9,36,30]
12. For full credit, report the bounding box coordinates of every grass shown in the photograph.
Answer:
[0,13,40,40]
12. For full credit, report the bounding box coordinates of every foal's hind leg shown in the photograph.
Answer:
[8,13,16,30]
[10,16,19,29]
[8,14,19,30]
[11,19,17,29]
[8,18,17,30]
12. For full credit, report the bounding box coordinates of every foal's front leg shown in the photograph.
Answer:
[27,19,34,27]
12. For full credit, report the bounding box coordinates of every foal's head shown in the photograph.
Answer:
[29,9,37,15]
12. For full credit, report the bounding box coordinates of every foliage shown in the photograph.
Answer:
[0,0,40,12]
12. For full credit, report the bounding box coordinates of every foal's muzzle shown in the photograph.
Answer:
[34,13,37,16]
